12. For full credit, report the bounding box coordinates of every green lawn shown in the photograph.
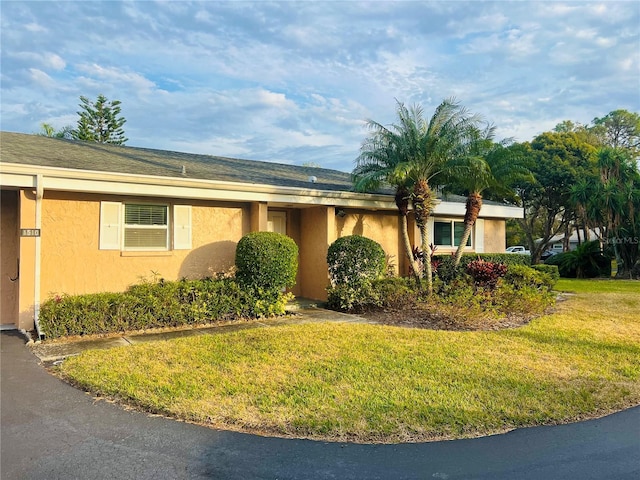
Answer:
[57,279,640,443]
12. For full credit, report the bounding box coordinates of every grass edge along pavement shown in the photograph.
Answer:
[55,279,640,444]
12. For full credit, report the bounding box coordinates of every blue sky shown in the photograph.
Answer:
[1,1,638,171]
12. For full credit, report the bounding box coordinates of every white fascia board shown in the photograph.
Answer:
[0,172,38,188]
[45,175,396,209]
[478,204,523,219]
[432,199,523,219]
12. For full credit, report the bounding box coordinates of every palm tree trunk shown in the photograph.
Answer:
[412,179,436,294]
[400,214,421,284]
[453,193,482,267]
[395,187,421,284]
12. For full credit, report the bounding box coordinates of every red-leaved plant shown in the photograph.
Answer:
[465,258,507,290]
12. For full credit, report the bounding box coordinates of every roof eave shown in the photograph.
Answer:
[0,163,524,218]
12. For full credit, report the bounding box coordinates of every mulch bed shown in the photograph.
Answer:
[360,303,543,331]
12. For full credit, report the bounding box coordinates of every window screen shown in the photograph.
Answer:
[124,204,168,249]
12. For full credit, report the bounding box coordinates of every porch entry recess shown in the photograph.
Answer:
[267,211,287,235]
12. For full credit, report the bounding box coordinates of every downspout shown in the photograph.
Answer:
[34,174,44,339]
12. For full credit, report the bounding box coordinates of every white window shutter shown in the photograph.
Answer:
[173,205,192,250]
[475,219,485,253]
[100,202,122,250]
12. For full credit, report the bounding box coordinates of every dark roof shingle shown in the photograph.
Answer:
[0,132,365,192]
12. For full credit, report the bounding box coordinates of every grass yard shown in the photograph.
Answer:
[57,279,640,443]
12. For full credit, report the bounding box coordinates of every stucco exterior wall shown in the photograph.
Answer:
[1,190,19,325]
[483,218,506,253]
[298,206,335,300]
[335,209,402,275]
[39,191,249,300]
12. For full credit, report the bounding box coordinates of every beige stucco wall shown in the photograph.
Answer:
[483,218,506,253]
[1,190,19,325]
[298,206,335,300]
[335,209,402,276]
[39,191,250,301]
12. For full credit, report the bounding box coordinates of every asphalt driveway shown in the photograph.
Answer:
[2,330,639,480]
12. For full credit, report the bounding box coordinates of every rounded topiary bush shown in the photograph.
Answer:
[327,235,386,287]
[235,231,298,290]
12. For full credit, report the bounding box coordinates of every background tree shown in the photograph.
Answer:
[37,122,73,139]
[514,131,598,262]
[574,148,640,278]
[591,110,640,156]
[72,94,128,145]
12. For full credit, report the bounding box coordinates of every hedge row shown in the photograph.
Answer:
[39,278,291,339]
[433,252,532,267]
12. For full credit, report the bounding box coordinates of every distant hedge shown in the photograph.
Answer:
[433,253,531,267]
[39,277,291,339]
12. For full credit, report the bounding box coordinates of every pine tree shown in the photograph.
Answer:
[72,94,128,145]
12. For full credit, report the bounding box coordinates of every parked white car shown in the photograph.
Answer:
[506,245,531,254]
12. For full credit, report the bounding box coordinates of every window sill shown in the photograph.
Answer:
[120,251,173,257]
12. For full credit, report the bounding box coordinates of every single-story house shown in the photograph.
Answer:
[0,132,523,332]
[545,228,602,252]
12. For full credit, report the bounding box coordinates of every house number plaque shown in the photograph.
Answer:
[20,228,41,237]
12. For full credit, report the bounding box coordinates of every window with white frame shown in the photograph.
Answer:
[124,204,169,250]
[99,201,192,251]
[434,220,472,247]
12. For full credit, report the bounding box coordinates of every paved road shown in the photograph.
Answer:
[2,330,639,479]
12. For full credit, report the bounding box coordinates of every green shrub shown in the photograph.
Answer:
[327,277,416,313]
[39,277,293,339]
[531,264,560,282]
[370,277,415,308]
[327,235,386,287]
[504,264,556,291]
[235,232,298,291]
[545,241,610,278]
[39,292,126,338]
[433,256,465,283]
[434,253,531,268]
[492,282,555,316]
[327,283,374,312]
[326,236,386,312]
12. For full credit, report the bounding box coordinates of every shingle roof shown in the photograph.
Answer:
[0,131,367,193]
[2,132,510,207]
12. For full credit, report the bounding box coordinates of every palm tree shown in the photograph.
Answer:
[406,99,482,293]
[446,129,532,267]
[354,98,483,293]
[353,112,421,282]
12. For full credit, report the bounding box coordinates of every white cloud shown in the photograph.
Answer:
[29,68,54,87]
[75,64,157,93]
[25,22,47,33]
[44,53,66,70]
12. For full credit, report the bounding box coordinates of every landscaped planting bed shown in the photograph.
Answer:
[56,279,640,443]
